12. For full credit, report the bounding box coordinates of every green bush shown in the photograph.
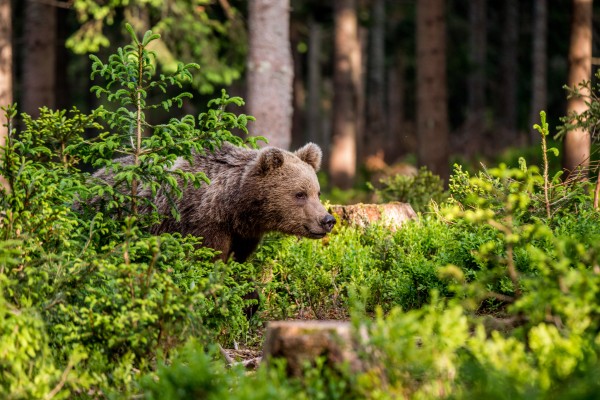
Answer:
[369,166,447,212]
[4,23,600,400]
[0,25,257,396]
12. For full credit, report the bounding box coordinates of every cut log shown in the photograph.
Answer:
[262,320,363,377]
[328,202,417,231]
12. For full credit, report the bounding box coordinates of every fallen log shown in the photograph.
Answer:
[262,320,364,377]
[328,202,417,231]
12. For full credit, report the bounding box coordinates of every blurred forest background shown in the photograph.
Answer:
[0,0,599,190]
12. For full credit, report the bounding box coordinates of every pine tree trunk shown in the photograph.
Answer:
[306,16,322,148]
[417,0,449,182]
[365,0,386,159]
[499,0,519,148]
[0,0,11,191]
[23,0,56,117]
[465,0,486,155]
[386,53,410,163]
[563,0,592,178]
[247,0,294,150]
[330,0,361,189]
[529,0,547,144]
[291,18,305,150]
[0,0,11,116]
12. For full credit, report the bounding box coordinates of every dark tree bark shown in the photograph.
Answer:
[365,0,386,158]
[499,0,519,148]
[306,16,323,148]
[0,0,11,114]
[0,0,12,191]
[529,0,548,144]
[23,0,57,117]
[386,53,412,162]
[416,0,449,181]
[291,18,305,150]
[465,0,486,154]
[247,0,294,149]
[329,0,361,189]
[55,5,70,110]
[563,0,592,178]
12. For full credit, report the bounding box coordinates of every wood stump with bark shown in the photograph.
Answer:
[328,202,417,231]
[262,320,364,377]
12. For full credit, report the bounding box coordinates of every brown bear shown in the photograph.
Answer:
[94,142,336,262]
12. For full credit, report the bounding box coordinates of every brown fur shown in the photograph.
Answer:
[94,143,335,262]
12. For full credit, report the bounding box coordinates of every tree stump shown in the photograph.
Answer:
[262,320,363,377]
[328,202,417,231]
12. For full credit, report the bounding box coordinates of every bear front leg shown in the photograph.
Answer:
[201,233,233,263]
[230,235,261,263]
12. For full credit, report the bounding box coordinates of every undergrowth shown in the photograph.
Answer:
[2,25,600,399]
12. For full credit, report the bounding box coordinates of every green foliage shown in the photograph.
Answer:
[6,19,600,400]
[68,0,247,93]
[79,24,253,225]
[253,218,463,317]
[556,68,600,142]
[141,341,300,400]
[368,167,448,212]
[0,26,256,397]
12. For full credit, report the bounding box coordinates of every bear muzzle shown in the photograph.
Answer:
[304,214,336,238]
[320,214,336,232]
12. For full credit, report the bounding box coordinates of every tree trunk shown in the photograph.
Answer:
[55,5,70,110]
[529,0,547,144]
[328,202,417,231]
[263,320,364,377]
[291,18,305,150]
[365,0,386,159]
[0,0,11,191]
[0,0,11,117]
[22,0,57,117]
[247,0,294,150]
[465,0,486,154]
[563,0,592,178]
[329,0,361,189]
[386,53,411,162]
[499,0,519,148]
[306,16,323,148]
[417,0,449,182]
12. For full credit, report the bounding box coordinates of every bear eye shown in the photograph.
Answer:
[295,192,307,200]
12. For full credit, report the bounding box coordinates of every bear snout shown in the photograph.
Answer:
[320,214,336,232]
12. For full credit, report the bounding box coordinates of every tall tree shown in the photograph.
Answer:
[529,0,547,144]
[290,17,306,150]
[306,15,323,147]
[417,0,449,181]
[0,0,11,191]
[0,0,11,115]
[499,0,519,148]
[465,0,486,153]
[563,0,592,177]
[330,0,361,189]
[22,0,57,117]
[247,0,294,149]
[365,0,386,158]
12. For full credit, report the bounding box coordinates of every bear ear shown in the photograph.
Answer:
[256,147,285,175]
[295,142,322,172]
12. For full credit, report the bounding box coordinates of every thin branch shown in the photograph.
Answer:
[218,344,235,366]
[485,291,515,303]
[44,360,75,399]
[218,0,235,20]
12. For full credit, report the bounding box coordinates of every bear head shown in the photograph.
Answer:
[244,143,336,239]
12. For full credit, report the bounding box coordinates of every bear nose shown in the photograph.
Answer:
[320,214,336,232]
